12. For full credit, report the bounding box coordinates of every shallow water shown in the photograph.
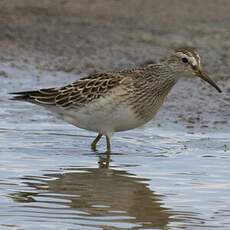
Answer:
[0,63,230,229]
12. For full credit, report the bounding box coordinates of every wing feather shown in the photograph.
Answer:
[10,72,123,108]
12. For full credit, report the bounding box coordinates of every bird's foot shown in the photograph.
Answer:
[98,152,111,168]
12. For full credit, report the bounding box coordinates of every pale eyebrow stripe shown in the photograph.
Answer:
[195,54,201,65]
[177,52,198,66]
[175,47,201,66]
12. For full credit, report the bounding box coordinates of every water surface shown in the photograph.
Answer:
[0,63,230,229]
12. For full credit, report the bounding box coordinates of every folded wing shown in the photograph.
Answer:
[10,73,123,108]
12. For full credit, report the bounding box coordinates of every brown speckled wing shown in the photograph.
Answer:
[11,72,123,108]
[55,73,123,107]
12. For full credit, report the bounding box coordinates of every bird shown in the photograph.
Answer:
[10,47,222,153]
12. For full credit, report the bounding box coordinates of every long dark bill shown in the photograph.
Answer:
[198,70,222,93]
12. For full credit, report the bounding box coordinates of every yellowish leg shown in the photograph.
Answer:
[105,135,111,153]
[91,134,102,151]
[98,134,112,167]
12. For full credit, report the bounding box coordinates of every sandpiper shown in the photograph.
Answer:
[11,47,222,152]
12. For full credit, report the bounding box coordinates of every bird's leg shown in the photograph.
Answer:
[91,134,102,151]
[105,135,112,153]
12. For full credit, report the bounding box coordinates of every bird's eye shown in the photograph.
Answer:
[182,57,188,63]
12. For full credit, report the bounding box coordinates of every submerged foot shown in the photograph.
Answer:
[98,152,111,168]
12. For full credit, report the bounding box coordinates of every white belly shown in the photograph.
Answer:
[51,100,147,134]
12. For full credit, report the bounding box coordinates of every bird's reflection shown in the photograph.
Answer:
[9,155,172,229]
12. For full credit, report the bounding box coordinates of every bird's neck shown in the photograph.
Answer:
[145,63,179,83]
[131,64,178,121]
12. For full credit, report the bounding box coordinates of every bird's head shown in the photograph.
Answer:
[168,47,222,93]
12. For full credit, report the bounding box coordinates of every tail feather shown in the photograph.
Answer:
[9,91,37,101]
[9,88,58,105]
